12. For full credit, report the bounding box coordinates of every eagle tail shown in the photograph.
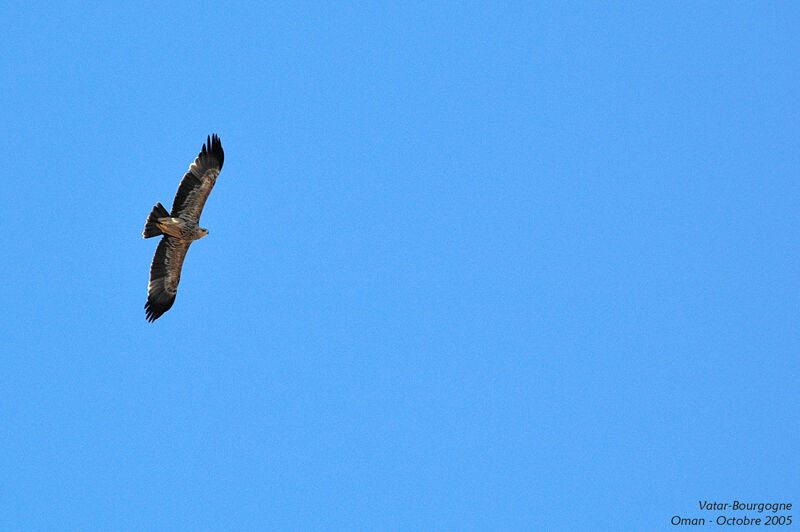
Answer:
[143,202,170,238]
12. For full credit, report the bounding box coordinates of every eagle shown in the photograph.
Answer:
[142,134,224,322]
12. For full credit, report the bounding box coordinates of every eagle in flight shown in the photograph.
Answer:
[142,135,224,322]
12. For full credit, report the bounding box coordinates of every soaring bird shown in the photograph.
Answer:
[142,135,224,322]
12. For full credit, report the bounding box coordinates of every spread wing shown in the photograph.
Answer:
[145,236,192,322]
[171,134,224,223]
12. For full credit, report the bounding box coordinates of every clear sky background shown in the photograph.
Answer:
[1,2,798,530]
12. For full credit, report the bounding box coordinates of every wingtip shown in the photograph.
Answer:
[207,133,224,169]
[144,283,177,322]
[192,133,224,170]
[144,301,157,322]
[144,304,163,322]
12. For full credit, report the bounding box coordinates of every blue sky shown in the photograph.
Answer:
[1,2,798,530]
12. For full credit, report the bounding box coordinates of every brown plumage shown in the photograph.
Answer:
[142,135,224,322]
